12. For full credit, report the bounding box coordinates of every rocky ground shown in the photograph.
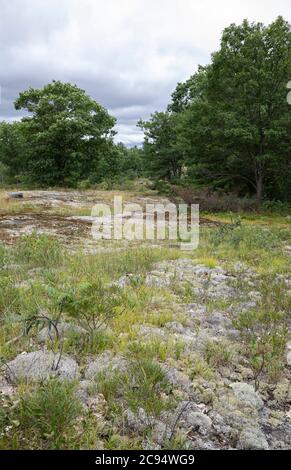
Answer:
[0,189,290,449]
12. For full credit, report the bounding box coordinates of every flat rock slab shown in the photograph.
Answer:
[6,350,79,382]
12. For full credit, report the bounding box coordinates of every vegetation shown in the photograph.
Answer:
[1,17,290,206]
[139,17,291,203]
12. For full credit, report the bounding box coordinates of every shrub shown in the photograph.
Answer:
[209,219,280,250]
[204,339,235,367]
[57,280,123,332]
[172,186,258,213]
[15,379,82,449]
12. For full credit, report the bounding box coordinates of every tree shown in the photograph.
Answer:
[203,16,291,201]
[14,81,116,185]
[138,112,185,180]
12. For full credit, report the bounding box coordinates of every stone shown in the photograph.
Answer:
[85,351,127,380]
[151,421,172,445]
[8,192,23,199]
[6,350,78,382]
[230,382,264,410]
[37,321,87,342]
[112,274,142,288]
[125,407,156,432]
[186,412,212,435]
[76,380,92,403]
[237,426,269,450]
[162,366,193,394]
[286,341,291,366]
[0,377,14,397]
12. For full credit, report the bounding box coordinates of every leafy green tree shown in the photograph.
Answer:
[138,112,185,180]
[116,143,145,178]
[202,16,291,201]
[0,121,30,183]
[14,81,116,185]
[141,17,291,202]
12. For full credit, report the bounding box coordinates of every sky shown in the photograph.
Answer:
[0,0,290,146]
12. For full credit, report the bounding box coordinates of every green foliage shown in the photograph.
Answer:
[0,122,30,184]
[210,218,281,250]
[13,232,62,267]
[140,17,291,202]
[138,112,184,180]
[124,358,172,418]
[204,339,235,367]
[57,280,122,332]
[12,379,82,449]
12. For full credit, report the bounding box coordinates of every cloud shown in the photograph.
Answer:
[0,0,290,145]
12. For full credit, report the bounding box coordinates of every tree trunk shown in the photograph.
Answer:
[256,173,263,204]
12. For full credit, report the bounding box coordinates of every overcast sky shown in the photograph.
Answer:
[0,0,290,145]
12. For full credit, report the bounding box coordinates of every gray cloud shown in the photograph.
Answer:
[0,0,290,145]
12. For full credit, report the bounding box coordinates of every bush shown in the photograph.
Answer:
[57,280,123,332]
[261,200,291,214]
[172,186,258,212]
[209,219,280,250]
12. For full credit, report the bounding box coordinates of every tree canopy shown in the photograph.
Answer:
[1,81,117,186]
[140,17,291,202]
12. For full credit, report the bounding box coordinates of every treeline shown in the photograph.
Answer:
[0,17,290,203]
[139,17,291,203]
[0,81,144,188]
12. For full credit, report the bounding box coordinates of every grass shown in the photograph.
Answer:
[0,379,82,449]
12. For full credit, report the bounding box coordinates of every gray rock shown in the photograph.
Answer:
[85,351,127,380]
[125,407,156,432]
[6,350,78,382]
[186,411,212,435]
[230,382,264,410]
[0,377,14,397]
[162,366,193,393]
[145,274,171,288]
[151,421,172,445]
[8,192,23,199]
[37,321,87,342]
[112,274,142,288]
[237,426,269,450]
[76,380,92,403]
